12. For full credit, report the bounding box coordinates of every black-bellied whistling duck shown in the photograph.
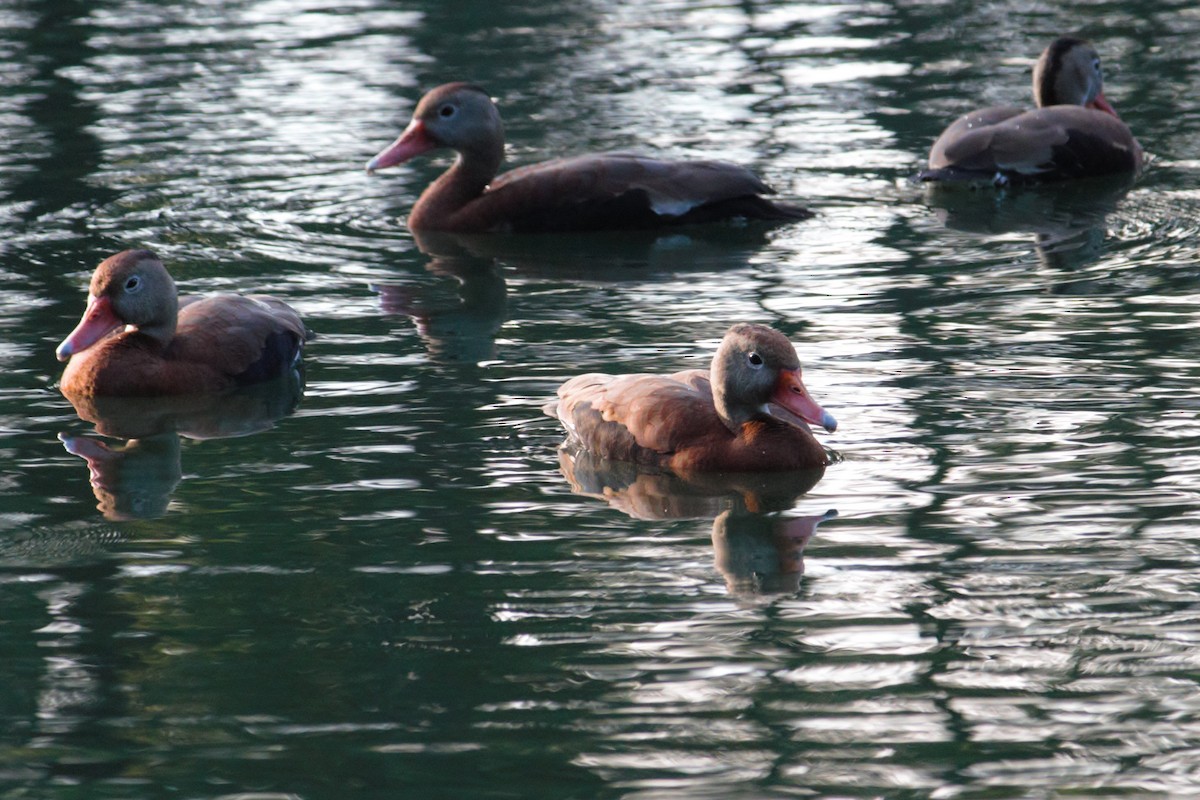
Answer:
[56,250,311,396]
[365,82,812,232]
[918,36,1142,185]
[544,323,837,473]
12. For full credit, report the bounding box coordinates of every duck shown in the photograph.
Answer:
[365,82,812,233]
[56,249,311,397]
[544,323,837,472]
[917,36,1142,185]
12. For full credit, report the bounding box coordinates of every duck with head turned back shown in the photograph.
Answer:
[544,323,837,473]
[366,82,812,233]
[56,250,311,397]
[918,36,1142,185]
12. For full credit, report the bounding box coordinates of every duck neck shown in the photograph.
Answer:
[1033,66,1066,107]
[409,144,503,229]
[134,304,178,350]
[713,385,756,436]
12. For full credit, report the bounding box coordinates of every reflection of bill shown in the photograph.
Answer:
[58,373,303,520]
[557,447,836,596]
[60,433,181,521]
[713,509,837,596]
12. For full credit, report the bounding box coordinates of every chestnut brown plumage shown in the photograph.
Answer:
[366,83,811,232]
[545,324,837,473]
[56,250,310,396]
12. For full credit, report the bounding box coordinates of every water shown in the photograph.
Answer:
[2,0,1200,797]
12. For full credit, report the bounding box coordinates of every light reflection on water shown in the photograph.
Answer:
[1,0,1200,797]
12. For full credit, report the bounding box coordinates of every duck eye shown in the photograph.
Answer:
[124,275,142,293]
[438,104,456,118]
[747,352,764,368]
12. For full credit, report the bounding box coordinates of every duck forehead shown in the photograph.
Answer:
[91,250,162,295]
[726,324,799,368]
[416,88,454,115]
[93,259,132,291]
[91,261,130,295]
[758,335,800,369]
[418,82,490,115]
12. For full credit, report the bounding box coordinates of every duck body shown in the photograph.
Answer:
[367,83,811,233]
[57,250,310,397]
[440,152,806,233]
[918,37,1142,185]
[546,324,836,473]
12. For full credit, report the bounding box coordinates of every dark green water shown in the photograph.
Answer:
[2,0,1200,797]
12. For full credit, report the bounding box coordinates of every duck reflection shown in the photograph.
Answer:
[60,433,182,520]
[58,374,303,520]
[557,447,835,595]
[413,225,781,278]
[712,508,837,595]
[923,175,1134,269]
[375,227,783,363]
[372,243,508,364]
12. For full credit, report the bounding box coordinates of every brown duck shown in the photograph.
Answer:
[918,37,1142,185]
[57,250,310,396]
[366,83,811,232]
[545,323,837,473]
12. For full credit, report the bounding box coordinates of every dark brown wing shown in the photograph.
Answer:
[922,105,1141,183]
[927,106,1026,172]
[170,295,309,384]
[547,368,724,464]
[461,154,807,231]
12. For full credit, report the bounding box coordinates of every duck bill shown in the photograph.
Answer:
[1087,92,1120,118]
[365,119,437,174]
[767,368,838,433]
[56,295,122,361]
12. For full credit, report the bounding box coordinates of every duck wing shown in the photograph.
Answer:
[924,106,1140,182]
[547,368,722,464]
[461,153,806,231]
[171,295,310,384]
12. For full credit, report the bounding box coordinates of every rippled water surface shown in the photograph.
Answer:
[3,0,1200,797]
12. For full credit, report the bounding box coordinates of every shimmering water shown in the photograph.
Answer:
[3,0,1200,797]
